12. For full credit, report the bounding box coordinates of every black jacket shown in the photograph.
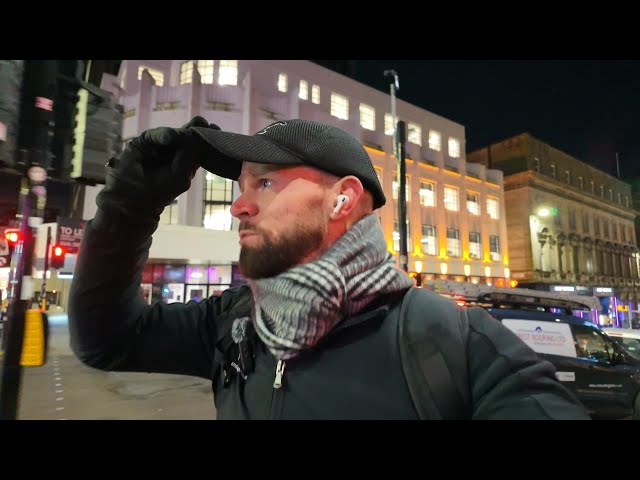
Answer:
[68,213,590,420]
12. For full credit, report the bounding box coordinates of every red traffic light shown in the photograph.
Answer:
[5,228,20,245]
[50,243,66,270]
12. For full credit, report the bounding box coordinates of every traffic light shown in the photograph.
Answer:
[5,228,20,246]
[50,244,66,270]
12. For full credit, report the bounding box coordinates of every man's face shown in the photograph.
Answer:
[230,162,333,279]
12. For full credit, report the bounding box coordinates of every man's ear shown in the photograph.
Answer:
[330,176,363,219]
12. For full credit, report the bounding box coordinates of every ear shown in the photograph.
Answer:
[330,176,364,219]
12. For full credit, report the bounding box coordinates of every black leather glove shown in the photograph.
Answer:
[95,116,220,227]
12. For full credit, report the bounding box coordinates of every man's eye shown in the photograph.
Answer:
[260,179,272,188]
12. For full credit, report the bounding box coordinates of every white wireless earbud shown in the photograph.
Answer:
[333,194,350,215]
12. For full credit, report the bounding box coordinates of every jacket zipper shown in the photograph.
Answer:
[268,359,286,418]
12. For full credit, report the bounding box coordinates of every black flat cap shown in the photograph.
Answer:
[191,119,386,209]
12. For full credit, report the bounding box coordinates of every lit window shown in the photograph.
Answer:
[550,164,556,179]
[330,92,349,120]
[385,113,395,136]
[311,84,320,104]
[202,172,234,231]
[278,73,288,93]
[137,66,164,86]
[533,157,540,172]
[487,197,499,219]
[408,123,422,146]
[218,60,238,86]
[565,170,571,184]
[421,225,437,256]
[578,176,584,189]
[299,80,308,100]
[393,219,411,253]
[446,228,461,257]
[590,180,595,194]
[179,61,193,85]
[490,235,501,261]
[469,232,481,259]
[466,192,480,215]
[448,137,460,158]
[392,175,411,201]
[429,130,441,151]
[196,60,214,84]
[419,181,436,207]
[360,103,375,131]
[444,186,459,212]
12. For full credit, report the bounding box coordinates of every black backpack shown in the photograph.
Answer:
[216,285,472,419]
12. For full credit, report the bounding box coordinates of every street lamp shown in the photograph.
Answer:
[414,260,423,287]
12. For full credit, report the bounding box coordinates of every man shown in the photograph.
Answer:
[68,117,590,420]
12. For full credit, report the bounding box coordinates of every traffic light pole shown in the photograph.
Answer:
[40,226,51,310]
[0,60,58,420]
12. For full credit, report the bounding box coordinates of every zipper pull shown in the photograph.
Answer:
[273,360,286,389]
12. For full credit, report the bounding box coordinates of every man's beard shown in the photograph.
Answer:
[239,221,326,279]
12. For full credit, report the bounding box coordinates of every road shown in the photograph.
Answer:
[15,315,217,420]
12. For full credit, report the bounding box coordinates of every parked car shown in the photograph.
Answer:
[486,307,640,420]
[605,329,640,361]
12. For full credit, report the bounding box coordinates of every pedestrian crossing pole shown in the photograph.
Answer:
[0,60,57,420]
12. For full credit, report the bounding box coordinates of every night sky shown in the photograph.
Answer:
[347,60,640,180]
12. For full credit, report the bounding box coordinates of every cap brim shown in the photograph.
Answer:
[192,127,305,180]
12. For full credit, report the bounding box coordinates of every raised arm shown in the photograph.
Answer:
[68,117,222,379]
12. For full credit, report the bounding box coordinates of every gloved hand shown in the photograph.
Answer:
[96,116,220,225]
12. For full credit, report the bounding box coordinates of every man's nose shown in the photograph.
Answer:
[230,193,258,218]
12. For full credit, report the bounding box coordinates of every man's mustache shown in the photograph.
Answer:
[239,222,258,233]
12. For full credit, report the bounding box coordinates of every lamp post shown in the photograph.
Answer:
[384,70,408,272]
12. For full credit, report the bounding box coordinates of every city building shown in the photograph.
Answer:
[468,133,640,327]
[3,60,511,309]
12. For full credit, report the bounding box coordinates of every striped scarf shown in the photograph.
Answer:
[232,213,414,360]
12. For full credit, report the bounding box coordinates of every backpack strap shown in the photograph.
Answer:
[398,287,471,420]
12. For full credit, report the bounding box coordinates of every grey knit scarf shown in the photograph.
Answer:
[231,213,414,360]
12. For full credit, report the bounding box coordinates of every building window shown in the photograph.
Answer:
[594,217,600,236]
[448,137,461,158]
[446,228,461,257]
[617,192,621,204]
[582,211,590,233]
[359,103,375,131]
[277,73,288,92]
[384,113,395,136]
[568,208,576,230]
[625,195,629,207]
[179,61,194,85]
[408,123,422,146]
[608,189,613,201]
[196,60,214,84]
[137,65,164,86]
[466,192,480,215]
[612,223,618,241]
[419,180,436,207]
[392,175,411,202]
[565,170,571,184]
[160,198,179,225]
[311,84,320,104]
[393,219,411,253]
[486,197,499,219]
[533,157,540,172]
[489,235,501,261]
[600,185,604,197]
[603,220,609,239]
[299,80,308,100]
[622,224,627,243]
[590,180,595,194]
[218,60,238,86]
[550,164,556,179]
[469,231,481,259]
[421,225,437,256]
[428,130,441,151]
[578,176,584,190]
[330,92,349,120]
[202,172,234,231]
[444,186,459,212]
